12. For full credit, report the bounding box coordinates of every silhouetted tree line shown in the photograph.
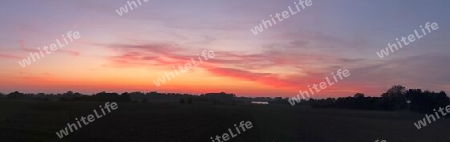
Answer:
[0,91,129,102]
[310,85,449,113]
[406,89,449,113]
[4,85,444,113]
[1,91,55,101]
[0,91,244,104]
[0,90,287,106]
[61,91,131,102]
[127,91,237,104]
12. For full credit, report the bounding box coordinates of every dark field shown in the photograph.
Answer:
[0,100,449,142]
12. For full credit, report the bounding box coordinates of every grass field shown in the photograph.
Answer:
[0,100,449,142]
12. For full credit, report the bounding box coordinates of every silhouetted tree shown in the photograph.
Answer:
[382,85,406,98]
[7,91,24,100]
[406,89,449,113]
[354,93,365,98]
[203,92,235,103]
[63,91,74,96]
[311,85,449,112]
[381,85,407,110]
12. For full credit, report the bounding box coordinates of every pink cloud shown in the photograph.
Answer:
[0,54,23,60]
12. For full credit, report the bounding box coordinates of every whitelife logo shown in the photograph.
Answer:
[18,31,80,68]
[116,0,149,16]
[376,22,439,58]
[289,69,350,106]
[55,102,118,139]
[153,50,215,87]
[250,0,313,35]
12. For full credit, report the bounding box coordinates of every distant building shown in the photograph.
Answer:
[251,101,269,105]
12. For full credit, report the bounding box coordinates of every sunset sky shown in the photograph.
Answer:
[1,0,450,97]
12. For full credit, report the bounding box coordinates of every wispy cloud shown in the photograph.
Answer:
[0,54,22,60]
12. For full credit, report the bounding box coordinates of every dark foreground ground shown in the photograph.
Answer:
[0,100,449,142]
